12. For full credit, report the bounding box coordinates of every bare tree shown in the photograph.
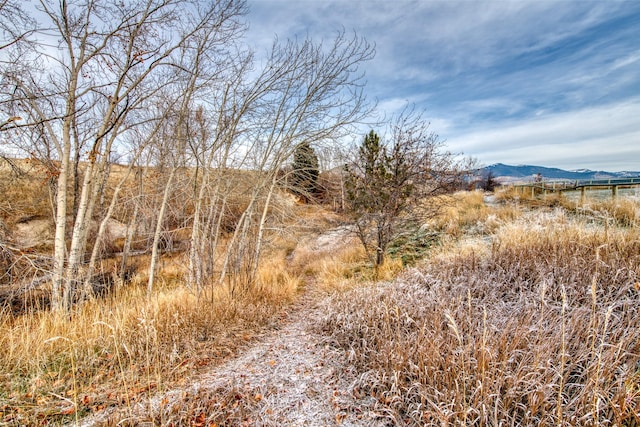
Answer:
[0,0,35,52]
[214,31,374,294]
[1,0,248,309]
[181,30,374,295]
[147,9,248,294]
[2,1,375,305]
[345,108,471,267]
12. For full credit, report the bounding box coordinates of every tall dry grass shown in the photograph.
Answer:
[319,212,640,425]
[0,255,301,425]
[496,185,639,228]
[586,198,639,228]
[430,191,522,238]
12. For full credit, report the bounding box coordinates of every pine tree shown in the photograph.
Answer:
[345,116,468,268]
[290,141,320,202]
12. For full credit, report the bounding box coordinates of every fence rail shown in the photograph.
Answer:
[510,177,640,200]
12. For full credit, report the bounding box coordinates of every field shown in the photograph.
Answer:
[320,206,640,425]
[0,161,639,425]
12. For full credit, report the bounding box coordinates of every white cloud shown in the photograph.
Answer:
[611,50,640,70]
[447,100,640,171]
[245,1,640,171]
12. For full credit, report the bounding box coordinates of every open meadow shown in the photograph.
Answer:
[1,161,639,425]
[320,194,640,425]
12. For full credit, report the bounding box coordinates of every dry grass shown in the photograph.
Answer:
[0,253,301,425]
[0,188,364,426]
[0,158,54,224]
[319,210,640,425]
[494,185,532,203]
[496,185,639,229]
[5,168,638,426]
[0,156,362,425]
[431,191,489,235]
[430,191,522,238]
[585,198,639,227]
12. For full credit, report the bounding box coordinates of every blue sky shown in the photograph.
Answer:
[246,0,640,171]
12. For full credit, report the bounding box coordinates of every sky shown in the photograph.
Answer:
[245,0,640,172]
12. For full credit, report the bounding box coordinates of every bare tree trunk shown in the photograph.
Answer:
[120,198,139,281]
[52,139,71,310]
[188,175,206,289]
[251,174,277,280]
[53,85,78,310]
[147,166,177,295]
[218,204,250,292]
[82,157,141,297]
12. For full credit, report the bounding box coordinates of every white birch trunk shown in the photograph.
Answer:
[147,166,177,295]
[251,174,277,280]
[82,160,138,296]
[52,137,71,310]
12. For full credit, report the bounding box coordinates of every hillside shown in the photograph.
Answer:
[480,163,640,182]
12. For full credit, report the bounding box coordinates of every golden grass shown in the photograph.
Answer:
[0,195,373,425]
[319,210,640,425]
[0,255,301,425]
[254,253,303,300]
[307,245,366,289]
[431,191,488,233]
[6,178,636,425]
[496,184,639,228]
[494,185,531,202]
[292,237,405,291]
[427,190,522,242]
[587,198,639,227]
[0,159,54,222]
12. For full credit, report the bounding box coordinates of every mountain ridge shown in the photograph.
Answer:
[480,163,640,182]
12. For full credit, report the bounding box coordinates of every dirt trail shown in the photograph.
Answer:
[77,227,389,426]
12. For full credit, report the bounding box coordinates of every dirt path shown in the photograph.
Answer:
[79,288,384,426]
[77,227,389,426]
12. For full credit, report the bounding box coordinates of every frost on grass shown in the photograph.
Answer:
[318,213,640,426]
[78,295,387,426]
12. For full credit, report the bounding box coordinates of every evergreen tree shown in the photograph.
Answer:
[290,141,320,202]
[345,114,468,268]
[345,130,404,266]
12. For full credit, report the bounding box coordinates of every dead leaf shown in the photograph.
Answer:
[193,412,206,427]
[60,406,76,415]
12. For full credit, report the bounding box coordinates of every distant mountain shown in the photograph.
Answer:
[479,163,640,183]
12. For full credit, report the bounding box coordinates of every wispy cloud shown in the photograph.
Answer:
[446,99,640,170]
[246,0,640,171]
